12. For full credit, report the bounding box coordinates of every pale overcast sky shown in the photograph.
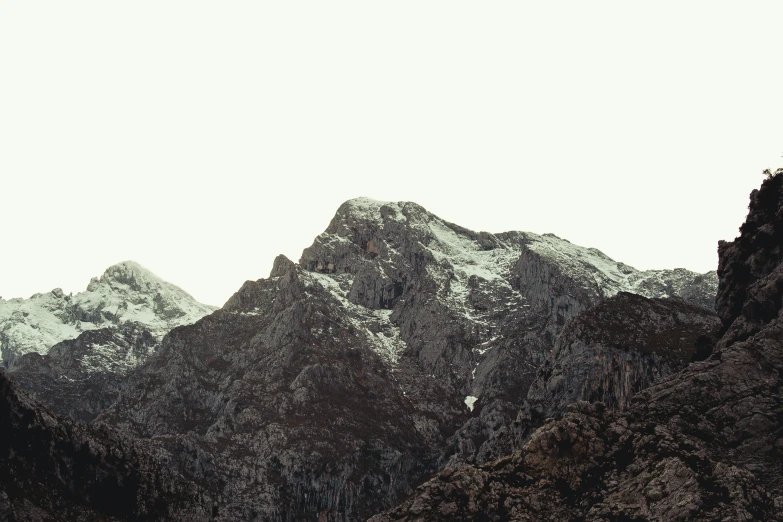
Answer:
[2,2,782,306]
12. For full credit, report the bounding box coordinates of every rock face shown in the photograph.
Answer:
[9,322,159,422]
[301,199,717,468]
[0,198,722,521]
[0,261,216,368]
[717,170,783,347]
[370,171,783,521]
[517,292,721,440]
[94,255,465,521]
[0,368,214,521]
[75,198,718,521]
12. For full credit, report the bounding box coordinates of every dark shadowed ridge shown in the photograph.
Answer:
[0,368,214,521]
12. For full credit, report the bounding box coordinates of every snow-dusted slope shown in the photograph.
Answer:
[303,198,718,373]
[520,231,718,305]
[316,198,716,313]
[0,261,216,366]
[301,197,719,467]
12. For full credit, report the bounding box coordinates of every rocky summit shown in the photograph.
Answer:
[2,180,756,522]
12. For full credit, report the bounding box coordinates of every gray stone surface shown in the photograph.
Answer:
[516,292,721,444]
[10,322,159,422]
[370,171,783,522]
[3,197,721,521]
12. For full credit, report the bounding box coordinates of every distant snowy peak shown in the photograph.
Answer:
[80,260,218,331]
[0,261,216,366]
[89,260,168,293]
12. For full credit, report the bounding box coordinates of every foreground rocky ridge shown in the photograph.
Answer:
[0,368,213,521]
[370,171,783,521]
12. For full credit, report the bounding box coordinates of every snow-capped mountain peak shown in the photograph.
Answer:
[0,261,216,367]
[88,260,164,292]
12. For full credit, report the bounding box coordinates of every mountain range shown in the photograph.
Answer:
[0,260,216,367]
[2,172,780,521]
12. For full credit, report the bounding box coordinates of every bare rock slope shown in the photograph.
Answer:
[1,199,720,521]
[516,292,721,443]
[302,199,717,468]
[10,323,160,422]
[87,199,717,521]
[370,171,783,521]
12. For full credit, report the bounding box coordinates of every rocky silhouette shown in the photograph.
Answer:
[2,194,727,520]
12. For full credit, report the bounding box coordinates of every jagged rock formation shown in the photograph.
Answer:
[94,255,466,521]
[370,171,783,521]
[0,261,216,368]
[0,368,214,521]
[9,322,159,422]
[302,199,718,468]
[451,292,722,467]
[515,292,721,443]
[717,170,783,348]
[71,198,717,521]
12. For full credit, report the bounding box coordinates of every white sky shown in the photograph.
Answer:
[2,2,782,306]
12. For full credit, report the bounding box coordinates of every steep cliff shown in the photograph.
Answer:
[94,255,465,521]
[302,199,717,467]
[2,198,721,521]
[0,368,213,521]
[370,171,783,521]
[9,322,159,422]
[516,292,721,444]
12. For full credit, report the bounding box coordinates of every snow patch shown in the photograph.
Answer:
[81,341,154,375]
[464,395,478,411]
[523,233,717,300]
[304,272,407,366]
[420,219,522,326]
[474,336,500,355]
[342,198,410,225]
